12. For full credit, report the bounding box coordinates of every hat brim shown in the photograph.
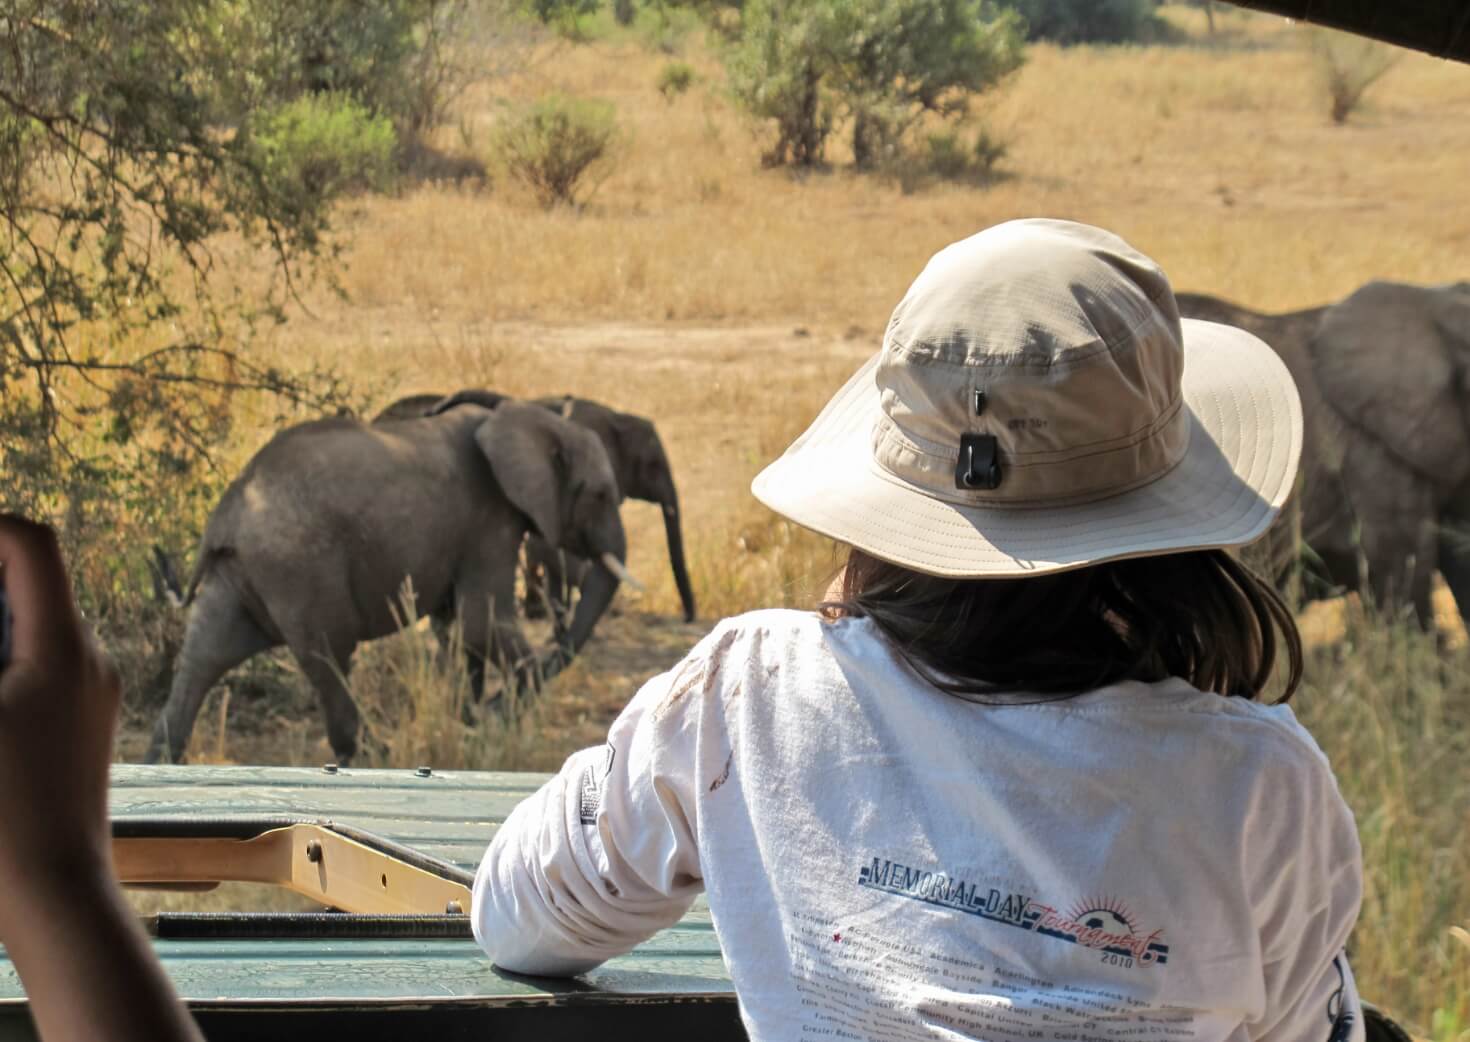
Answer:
[751,319,1303,578]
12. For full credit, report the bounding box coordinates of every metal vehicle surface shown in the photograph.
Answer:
[0,765,742,1042]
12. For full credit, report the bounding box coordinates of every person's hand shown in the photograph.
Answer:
[0,516,120,926]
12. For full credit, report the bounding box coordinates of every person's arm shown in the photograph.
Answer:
[1247,730,1365,1042]
[0,516,203,1042]
[472,630,726,975]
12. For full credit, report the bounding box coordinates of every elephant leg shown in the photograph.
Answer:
[145,578,278,764]
[523,535,570,626]
[287,634,361,764]
[1341,428,1438,627]
[459,563,538,706]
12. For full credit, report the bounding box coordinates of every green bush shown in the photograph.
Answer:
[923,129,1008,180]
[199,0,516,138]
[888,126,1010,192]
[723,0,1024,169]
[250,94,397,207]
[657,61,697,100]
[496,94,620,208]
[1008,0,1162,44]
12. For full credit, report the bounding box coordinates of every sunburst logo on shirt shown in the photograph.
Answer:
[1067,897,1137,935]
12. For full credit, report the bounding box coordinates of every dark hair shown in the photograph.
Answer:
[822,548,1302,703]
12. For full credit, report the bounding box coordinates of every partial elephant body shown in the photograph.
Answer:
[378,389,697,624]
[147,402,627,764]
[1308,281,1470,622]
[373,390,507,423]
[1179,283,1470,628]
[1174,293,1348,589]
[1312,282,1470,487]
[526,395,697,624]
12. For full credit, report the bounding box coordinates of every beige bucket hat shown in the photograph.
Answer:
[752,219,1302,577]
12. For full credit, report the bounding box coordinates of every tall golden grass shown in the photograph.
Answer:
[120,6,1470,1036]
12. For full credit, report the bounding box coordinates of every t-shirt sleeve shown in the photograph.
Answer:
[1246,729,1365,1042]
[470,627,726,976]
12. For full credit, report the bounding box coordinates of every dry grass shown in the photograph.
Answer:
[106,7,1470,1036]
[1295,610,1470,1042]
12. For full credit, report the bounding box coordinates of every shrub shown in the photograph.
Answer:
[1008,0,1163,44]
[1308,28,1402,124]
[724,0,1024,170]
[723,0,837,167]
[658,61,697,101]
[201,0,527,140]
[922,127,1009,181]
[496,94,620,207]
[250,93,397,204]
[886,126,1011,192]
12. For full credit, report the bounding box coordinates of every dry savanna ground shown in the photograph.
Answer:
[112,6,1470,1038]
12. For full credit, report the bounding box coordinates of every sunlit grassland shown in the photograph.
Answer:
[108,6,1470,1037]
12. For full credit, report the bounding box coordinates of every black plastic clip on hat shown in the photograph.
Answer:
[956,433,1001,490]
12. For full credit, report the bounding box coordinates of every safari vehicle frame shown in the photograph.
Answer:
[0,2,1460,1040]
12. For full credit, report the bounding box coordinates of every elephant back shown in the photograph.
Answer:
[1311,281,1470,491]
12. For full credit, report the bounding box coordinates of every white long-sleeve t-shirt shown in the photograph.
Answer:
[473,609,1364,1042]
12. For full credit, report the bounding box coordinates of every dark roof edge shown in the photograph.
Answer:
[1225,1,1470,64]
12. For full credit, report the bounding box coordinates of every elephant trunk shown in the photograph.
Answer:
[662,498,697,622]
[567,559,620,654]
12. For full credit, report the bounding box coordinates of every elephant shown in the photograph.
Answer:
[1305,280,1470,624]
[1173,293,1346,592]
[1177,282,1470,627]
[374,390,506,422]
[383,390,698,624]
[144,400,631,764]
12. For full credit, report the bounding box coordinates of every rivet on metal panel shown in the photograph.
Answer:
[446,900,464,915]
[322,763,338,774]
[305,840,323,863]
[415,766,432,778]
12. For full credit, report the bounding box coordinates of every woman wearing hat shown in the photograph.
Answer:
[473,220,1364,1042]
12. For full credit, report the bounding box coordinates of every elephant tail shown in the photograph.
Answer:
[148,545,186,609]
[178,545,234,608]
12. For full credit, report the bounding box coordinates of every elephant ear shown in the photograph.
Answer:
[474,403,565,546]
[1311,281,1470,490]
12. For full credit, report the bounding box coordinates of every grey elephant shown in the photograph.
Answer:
[144,400,631,764]
[1173,293,1343,591]
[1308,280,1470,623]
[1177,282,1470,626]
[374,390,507,422]
[383,390,697,624]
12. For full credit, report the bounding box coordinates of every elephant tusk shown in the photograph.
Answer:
[600,553,644,591]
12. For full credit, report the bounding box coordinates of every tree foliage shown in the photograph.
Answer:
[722,0,1024,168]
[195,0,518,137]
[1007,0,1162,45]
[0,0,354,519]
[496,94,620,208]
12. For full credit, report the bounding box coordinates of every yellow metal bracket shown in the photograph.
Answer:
[114,823,471,916]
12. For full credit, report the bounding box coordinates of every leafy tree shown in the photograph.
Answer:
[188,0,526,139]
[0,1,372,601]
[723,0,1024,169]
[833,0,1025,168]
[1007,0,1161,45]
[724,0,838,166]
